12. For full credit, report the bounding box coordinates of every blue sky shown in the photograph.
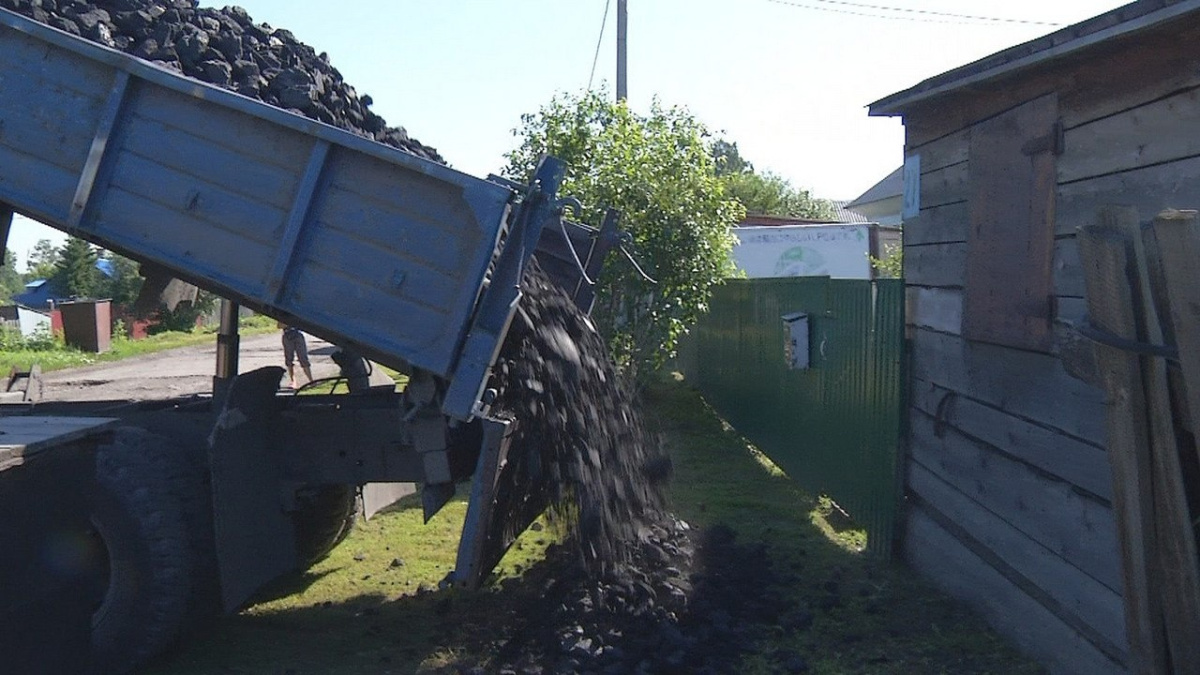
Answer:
[10,0,1127,270]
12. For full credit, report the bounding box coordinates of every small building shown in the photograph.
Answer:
[844,166,902,226]
[13,278,59,310]
[0,305,51,338]
[868,1,1200,673]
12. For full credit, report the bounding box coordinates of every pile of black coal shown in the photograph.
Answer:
[489,258,671,575]
[0,0,441,161]
[476,263,799,673]
[473,521,798,675]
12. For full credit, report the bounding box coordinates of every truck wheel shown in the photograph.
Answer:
[293,484,360,566]
[89,427,194,674]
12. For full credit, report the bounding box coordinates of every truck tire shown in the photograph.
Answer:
[293,484,360,566]
[89,427,195,674]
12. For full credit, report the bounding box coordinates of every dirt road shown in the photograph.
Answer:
[40,332,343,402]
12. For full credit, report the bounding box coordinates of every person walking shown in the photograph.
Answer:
[278,321,314,389]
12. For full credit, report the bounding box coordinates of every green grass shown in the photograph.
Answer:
[0,314,277,376]
[648,375,1044,674]
[146,374,1045,675]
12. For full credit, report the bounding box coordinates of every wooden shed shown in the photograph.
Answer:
[869,2,1200,673]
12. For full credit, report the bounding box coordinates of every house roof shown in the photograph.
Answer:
[846,166,903,208]
[739,214,834,227]
[830,201,870,223]
[869,0,1199,116]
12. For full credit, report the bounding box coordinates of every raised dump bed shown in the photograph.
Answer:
[0,7,565,419]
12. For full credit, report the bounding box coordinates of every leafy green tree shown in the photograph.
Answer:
[869,243,903,279]
[722,169,835,220]
[711,139,753,177]
[53,237,103,298]
[710,137,835,220]
[0,250,24,303]
[24,239,60,281]
[505,90,742,377]
[97,253,144,306]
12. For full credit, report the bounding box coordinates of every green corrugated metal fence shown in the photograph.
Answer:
[686,277,905,557]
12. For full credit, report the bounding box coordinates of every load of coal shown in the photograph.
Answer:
[466,521,801,675]
[0,0,441,161]
[488,257,672,573]
[469,262,803,673]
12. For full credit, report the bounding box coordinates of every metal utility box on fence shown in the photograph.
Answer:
[58,300,112,353]
[782,311,810,370]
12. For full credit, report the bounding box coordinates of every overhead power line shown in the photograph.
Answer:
[766,0,1063,27]
[588,0,613,91]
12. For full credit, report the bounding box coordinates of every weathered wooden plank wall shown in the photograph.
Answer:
[897,16,1200,675]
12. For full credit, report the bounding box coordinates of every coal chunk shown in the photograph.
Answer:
[3,0,442,162]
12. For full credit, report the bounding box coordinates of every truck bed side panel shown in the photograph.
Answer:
[0,11,514,378]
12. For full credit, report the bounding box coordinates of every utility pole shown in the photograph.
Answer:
[616,0,627,101]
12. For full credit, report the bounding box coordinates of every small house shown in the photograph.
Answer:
[844,166,903,226]
[869,1,1200,673]
[0,305,51,338]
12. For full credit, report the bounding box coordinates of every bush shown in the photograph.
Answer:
[0,325,62,352]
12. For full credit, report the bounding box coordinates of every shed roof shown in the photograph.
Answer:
[869,0,1200,116]
[846,166,903,208]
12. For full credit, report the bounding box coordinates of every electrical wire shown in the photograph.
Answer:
[766,0,1063,27]
[588,0,613,91]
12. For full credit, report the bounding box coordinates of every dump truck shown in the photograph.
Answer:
[0,9,622,673]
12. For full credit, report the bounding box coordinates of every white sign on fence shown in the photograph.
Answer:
[732,224,872,279]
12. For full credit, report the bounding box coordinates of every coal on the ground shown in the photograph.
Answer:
[0,0,442,162]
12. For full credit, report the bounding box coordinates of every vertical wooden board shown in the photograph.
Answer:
[963,93,1058,352]
[1143,211,1200,669]
[911,328,1107,445]
[910,378,1113,501]
[909,412,1121,591]
[1078,216,1167,675]
[1151,212,1200,468]
[904,507,1128,675]
[908,463,1128,654]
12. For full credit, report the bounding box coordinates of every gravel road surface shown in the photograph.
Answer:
[40,332,342,402]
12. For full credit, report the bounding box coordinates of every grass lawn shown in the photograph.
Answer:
[147,374,1044,675]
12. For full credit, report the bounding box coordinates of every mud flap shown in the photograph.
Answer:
[451,417,548,587]
[209,366,299,611]
[362,482,416,519]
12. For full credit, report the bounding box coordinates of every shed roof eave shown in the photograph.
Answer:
[867,0,1200,117]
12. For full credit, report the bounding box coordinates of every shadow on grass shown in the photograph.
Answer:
[244,567,344,606]
[148,378,1046,675]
